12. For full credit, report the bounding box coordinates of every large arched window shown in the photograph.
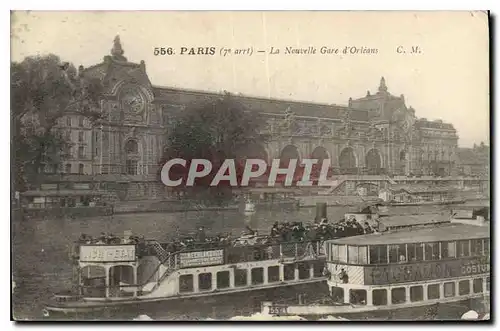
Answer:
[311,146,330,163]
[339,147,357,170]
[279,145,300,167]
[125,139,139,175]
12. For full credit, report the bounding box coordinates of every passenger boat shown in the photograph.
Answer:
[260,209,490,321]
[43,233,328,318]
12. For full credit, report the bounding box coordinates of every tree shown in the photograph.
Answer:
[11,54,103,191]
[159,92,269,204]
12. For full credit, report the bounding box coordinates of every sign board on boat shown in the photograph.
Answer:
[268,306,289,316]
[80,245,136,262]
[364,256,490,285]
[178,249,224,268]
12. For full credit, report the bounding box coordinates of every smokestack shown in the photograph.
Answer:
[315,202,327,222]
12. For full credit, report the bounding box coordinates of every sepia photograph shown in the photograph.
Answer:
[10,10,490,321]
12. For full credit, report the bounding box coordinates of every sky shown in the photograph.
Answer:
[10,11,489,147]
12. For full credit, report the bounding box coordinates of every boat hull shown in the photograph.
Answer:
[294,297,490,321]
[43,281,329,320]
[44,293,489,321]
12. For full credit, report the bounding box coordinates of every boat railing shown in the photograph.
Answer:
[141,238,326,263]
[135,246,179,294]
[144,240,171,263]
[144,240,326,294]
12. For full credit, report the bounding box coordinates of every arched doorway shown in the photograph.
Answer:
[279,145,300,167]
[365,149,382,175]
[339,147,357,174]
[311,146,330,176]
[125,139,139,175]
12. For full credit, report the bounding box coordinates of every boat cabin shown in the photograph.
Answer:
[324,221,490,308]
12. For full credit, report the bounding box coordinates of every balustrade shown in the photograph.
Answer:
[140,240,325,267]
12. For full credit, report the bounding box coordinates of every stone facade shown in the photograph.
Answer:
[51,37,460,200]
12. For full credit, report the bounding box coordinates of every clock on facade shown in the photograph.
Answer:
[402,119,410,132]
[121,87,145,114]
[402,113,415,133]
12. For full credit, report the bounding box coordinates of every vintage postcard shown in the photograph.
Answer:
[11,11,490,321]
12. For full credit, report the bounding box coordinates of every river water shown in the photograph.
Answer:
[11,205,449,320]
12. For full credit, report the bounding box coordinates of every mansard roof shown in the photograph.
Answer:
[415,118,455,130]
[80,37,453,128]
[152,85,369,121]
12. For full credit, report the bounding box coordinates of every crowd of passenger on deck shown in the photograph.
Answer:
[76,217,378,257]
[77,233,146,245]
[269,217,377,243]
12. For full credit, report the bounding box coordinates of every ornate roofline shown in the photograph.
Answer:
[151,84,352,110]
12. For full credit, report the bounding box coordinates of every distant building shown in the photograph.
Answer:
[50,113,94,175]
[457,143,490,176]
[378,184,459,204]
[42,36,461,201]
